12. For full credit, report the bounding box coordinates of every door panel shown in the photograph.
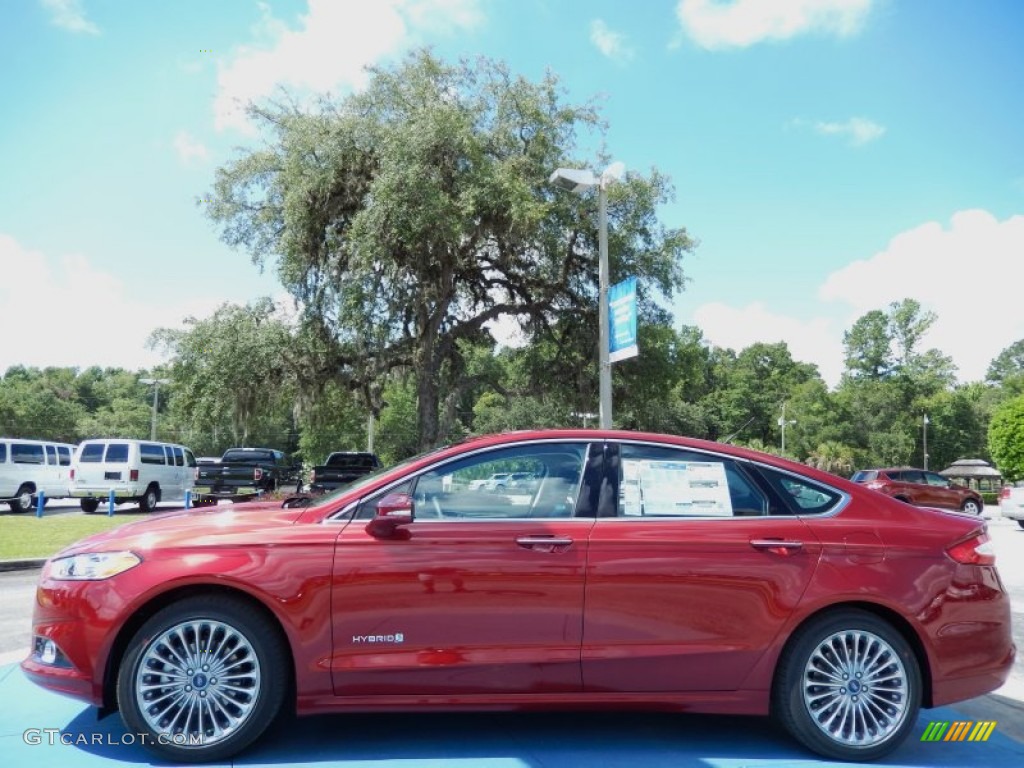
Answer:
[583,516,820,691]
[581,442,822,693]
[330,441,596,696]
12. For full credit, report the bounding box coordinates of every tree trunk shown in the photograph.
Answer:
[415,334,441,451]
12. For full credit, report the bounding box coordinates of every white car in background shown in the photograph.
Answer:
[71,439,198,513]
[0,438,76,512]
[1000,484,1024,528]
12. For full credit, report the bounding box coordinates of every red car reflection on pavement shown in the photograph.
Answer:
[23,430,1014,762]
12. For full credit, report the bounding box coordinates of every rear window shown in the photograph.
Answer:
[140,443,166,465]
[222,450,274,463]
[79,443,105,462]
[12,443,45,464]
[104,443,130,463]
[58,446,71,466]
[850,470,877,483]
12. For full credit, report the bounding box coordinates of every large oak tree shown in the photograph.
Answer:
[206,50,692,449]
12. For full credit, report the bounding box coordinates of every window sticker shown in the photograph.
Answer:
[622,459,733,517]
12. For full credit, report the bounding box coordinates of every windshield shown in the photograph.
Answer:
[304,445,449,509]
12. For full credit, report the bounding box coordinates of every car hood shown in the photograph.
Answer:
[54,502,308,558]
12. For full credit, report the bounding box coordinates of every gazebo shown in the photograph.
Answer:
[938,459,1003,492]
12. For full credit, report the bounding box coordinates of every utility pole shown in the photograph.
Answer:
[923,414,930,470]
[139,378,171,441]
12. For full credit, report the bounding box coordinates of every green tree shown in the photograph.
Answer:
[988,394,1024,482]
[205,50,692,450]
[986,339,1024,384]
[149,300,298,453]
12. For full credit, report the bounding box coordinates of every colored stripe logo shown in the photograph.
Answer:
[921,721,997,742]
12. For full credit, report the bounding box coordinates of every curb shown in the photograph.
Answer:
[0,558,46,572]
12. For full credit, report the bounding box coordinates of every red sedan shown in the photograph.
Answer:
[22,430,1014,762]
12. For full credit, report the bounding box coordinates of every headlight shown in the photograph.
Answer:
[49,551,141,580]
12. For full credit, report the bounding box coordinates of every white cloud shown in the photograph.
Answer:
[676,0,873,50]
[40,0,99,35]
[172,131,210,164]
[0,235,225,373]
[214,0,483,133]
[820,209,1024,383]
[813,117,885,146]
[692,210,1024,387]
[693,301,844,386]
[590,19,634,62]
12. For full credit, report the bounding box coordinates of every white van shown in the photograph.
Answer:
[0,438,77,512]
[71,439,197,513]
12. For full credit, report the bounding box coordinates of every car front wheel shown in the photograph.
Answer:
[117,595,288,763]
[773,609,921,762]
[961,499,981,515]
[8,485,36,513]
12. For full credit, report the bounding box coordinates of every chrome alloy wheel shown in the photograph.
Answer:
[135,619,261,746]
[801,629,910,748]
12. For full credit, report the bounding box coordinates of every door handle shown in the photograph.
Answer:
[516,536,573,551]
[750,539,803,555]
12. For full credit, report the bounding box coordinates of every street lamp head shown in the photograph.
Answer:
[139,378,171,386]
[549,167,598,193]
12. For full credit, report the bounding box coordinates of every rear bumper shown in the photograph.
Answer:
[71,487,142,500]
[931,644,1016,706]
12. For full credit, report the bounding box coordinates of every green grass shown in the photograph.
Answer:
[0,513,149,560]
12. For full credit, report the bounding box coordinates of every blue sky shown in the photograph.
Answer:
[1,0,1022,386]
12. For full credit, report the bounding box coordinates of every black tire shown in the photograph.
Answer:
[138,485,159,513]
[961,499,981,515]
[8,485,36,514]
[116,595,289,763]
[773,609,921,762]
[80,498,100,514]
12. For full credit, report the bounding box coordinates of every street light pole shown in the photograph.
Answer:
[778,402,796,454]
[549,162,624,430]
[139,377,171,441]
[923,413,930,470]
[597,184,611,429]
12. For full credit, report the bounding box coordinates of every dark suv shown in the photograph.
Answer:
[851,467,983,515]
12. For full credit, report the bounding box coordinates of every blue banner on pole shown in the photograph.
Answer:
[609,276,639,363]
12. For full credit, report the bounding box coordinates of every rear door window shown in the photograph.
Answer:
[57,446,71,466]
[0,443,6,463]
[104,443,130,463]
[616,443,768,517]
[45,445,57,465]
[900,470,925,484]
[850,470,877,482]
[79,444,105,462]
[172,446,184,467]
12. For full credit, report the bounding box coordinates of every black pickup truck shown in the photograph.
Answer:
[193,448,300,501]
[309,451,381,494]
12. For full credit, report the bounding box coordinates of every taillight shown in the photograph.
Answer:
[194,467,199,481]
[947,533,995,566]
[866,481,885,490]
[254,467,263,482]
[1000,486,1011,500]
[310,469,316,483]
[70,469,75,480]
[129,469,139,482]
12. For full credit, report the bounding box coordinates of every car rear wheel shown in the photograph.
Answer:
[117,595,288,763]
[773,609,921,761]
[138,486,159,513]
[961,499,981,515]
[80,498,100,514]
[8,485,37,513]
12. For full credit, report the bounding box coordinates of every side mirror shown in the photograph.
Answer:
[366,492,414,539]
